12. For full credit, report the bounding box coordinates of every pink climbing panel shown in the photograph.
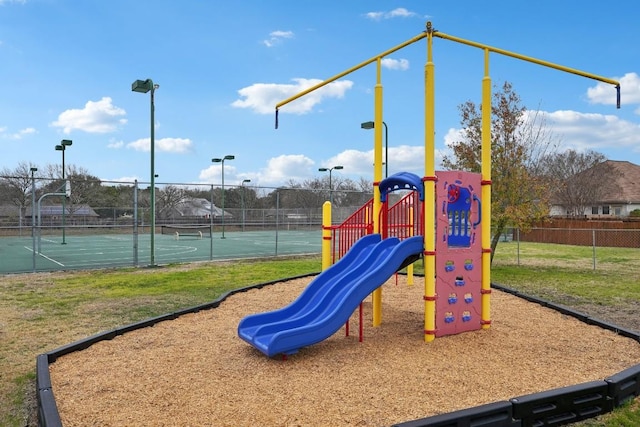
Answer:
[435,170,482,337]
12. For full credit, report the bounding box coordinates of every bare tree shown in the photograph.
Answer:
[0,162,39,228]
[333,177,370,207]
[64,166,103,217]
[539,149,615,217]
[156,185,187,220]
[280,178,325,210]
[442,82,558,261]
[357,177,373,193]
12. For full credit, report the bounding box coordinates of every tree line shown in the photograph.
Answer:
[0,162,374,224]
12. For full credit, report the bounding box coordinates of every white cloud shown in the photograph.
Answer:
[586,72,640,107]
[325,149,373,177]
[364,11,384,20]
[0,0,27,5]
[107,139,124,149]
[257,154,315,185]
[542,110,640,151]
[0,126,36,139]
[388,8,418,18]
[443,127,463,145]
[199,163,237,183]
[126,137,193,153]
[443,111,640,157]
[381,58,409,71]
[365,8,421,21]
[262,30,294,47]
[232,78,354,114]
[51,97,127,134]
[323,145,426,178]
[208,154,317,187]
[202,154,315,187]
[19,127,35,135]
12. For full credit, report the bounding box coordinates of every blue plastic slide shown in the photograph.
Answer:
[237,234,424,357]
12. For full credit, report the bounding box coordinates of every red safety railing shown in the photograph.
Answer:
[331,191,424,263]
[331,199,374,263]
[382,191,423,240]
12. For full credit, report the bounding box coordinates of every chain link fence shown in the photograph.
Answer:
[2,175,639,274]
[0,177,374,273]
[493,226,640,272]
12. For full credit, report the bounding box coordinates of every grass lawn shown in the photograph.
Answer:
[1,242,639,426]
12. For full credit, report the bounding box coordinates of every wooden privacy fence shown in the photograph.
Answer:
[519,218,640,248]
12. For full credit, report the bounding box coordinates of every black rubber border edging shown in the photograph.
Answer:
[37,277,640,427]
[391,282,640,427]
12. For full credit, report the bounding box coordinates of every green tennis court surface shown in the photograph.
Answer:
[0,230,322,274]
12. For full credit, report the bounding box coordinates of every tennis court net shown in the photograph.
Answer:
[161,224,212,240]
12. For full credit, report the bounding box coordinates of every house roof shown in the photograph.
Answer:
[590,160,640,203]
[31,205,99,216]
[0,205,99,216]
[0,205,20,217]
[173,198,232,218]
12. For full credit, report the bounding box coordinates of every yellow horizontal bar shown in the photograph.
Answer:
[275,32,428,111]
[433,31,619,87]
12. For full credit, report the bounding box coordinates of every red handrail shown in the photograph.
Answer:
[383,192,423,240]
[331,199,374,263]
[330,191,423,263]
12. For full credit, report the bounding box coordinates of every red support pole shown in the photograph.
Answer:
[359,302,364,342]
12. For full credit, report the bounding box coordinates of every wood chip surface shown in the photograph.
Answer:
[49,276,640,426]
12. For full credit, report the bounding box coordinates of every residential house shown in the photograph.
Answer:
[550,160,640,218]
[166,198,233,220]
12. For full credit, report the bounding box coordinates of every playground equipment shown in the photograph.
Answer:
[238,22,620,356]
[238,170,483,356]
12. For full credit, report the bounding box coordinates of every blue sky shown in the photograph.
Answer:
[1,0,639,190]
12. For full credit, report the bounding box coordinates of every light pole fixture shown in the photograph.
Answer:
[55,139,72,244]
[132,78,159,266]
[30,167,37,271]
[212,155,235,239]
[361,120,388,178]
[318,165,343,206]
[241,179,251,232]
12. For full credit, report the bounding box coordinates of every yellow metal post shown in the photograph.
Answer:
[371,58,384,327]
[480,49,492,329]
[423,23,437,342]
[321,201,332,271]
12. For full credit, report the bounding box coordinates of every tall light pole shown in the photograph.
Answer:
[361,120,388,178]
[55,139,72,244]
[209,184,214,259]
[241,179,251,232]
[212,155,235,239]
[318,165,343,206]
[132,78,159,266]
[30,167,37,271]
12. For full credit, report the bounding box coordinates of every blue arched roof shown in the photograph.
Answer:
[379,172,424,202]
